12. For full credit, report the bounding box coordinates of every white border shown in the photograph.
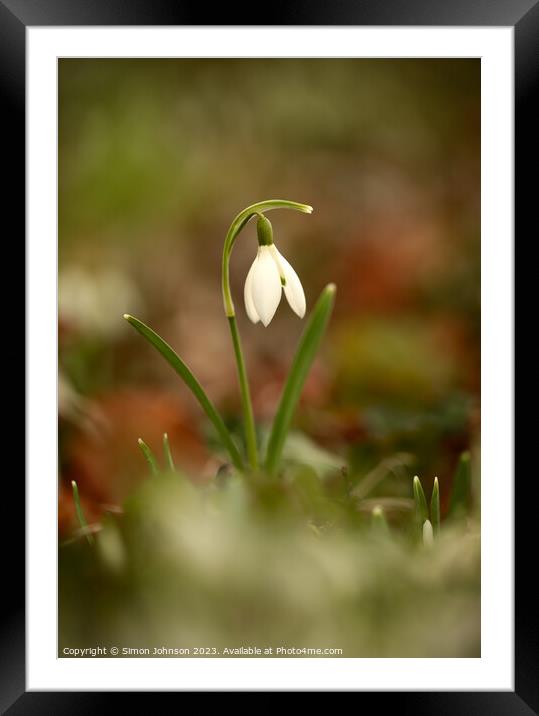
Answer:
[27,27,513,691]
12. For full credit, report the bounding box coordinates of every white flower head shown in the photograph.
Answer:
[244,214,306,327]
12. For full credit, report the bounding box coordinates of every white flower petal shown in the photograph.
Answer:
[244,257,260,323]
[272,246,306,318]
[251,246,282,327]
[268,243,287,282]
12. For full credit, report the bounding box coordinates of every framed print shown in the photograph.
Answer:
[4,0,535,707]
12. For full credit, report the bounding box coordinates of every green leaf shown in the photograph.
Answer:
[124,314,244,471]
[413,475,429,524]
[264,284,336,476]
[71,480,94,545]
[448,451,472,519]
[163,432,176,471]
[137,438,160,476]
[268,430,343,479]
[431,476,440,535]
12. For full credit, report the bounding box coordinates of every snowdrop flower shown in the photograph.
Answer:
[244,214,306,327]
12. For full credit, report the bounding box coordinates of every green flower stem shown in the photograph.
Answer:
[220,200,313,471]
[228,316,258,470]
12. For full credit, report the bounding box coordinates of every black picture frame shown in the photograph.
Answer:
[4,0,535,708]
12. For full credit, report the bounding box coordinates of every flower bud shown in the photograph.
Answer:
[256,214,273,246]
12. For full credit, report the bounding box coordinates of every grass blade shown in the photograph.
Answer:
[163,432,176,471]
[265,284,336,476]
[413,475,429,524]
[431,476,440,535]
[448,451,472,519]
[138,438,160,476]
[124,314,244,471]
[71,480,94,545]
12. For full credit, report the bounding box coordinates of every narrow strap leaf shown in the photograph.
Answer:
[71,480,94,545]
[124,314,244,470]
[163,432,176,471]
[448,451,472,519]
[430,477,440,535]
[413,475,429,524]
[265,284,336,476]
[137,438,160,476]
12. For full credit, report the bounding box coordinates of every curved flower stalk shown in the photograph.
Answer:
[221,200,312,470]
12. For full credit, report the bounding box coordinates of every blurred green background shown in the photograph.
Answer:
[58,59,480,657]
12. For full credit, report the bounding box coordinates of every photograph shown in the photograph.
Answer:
[57,57,482,659]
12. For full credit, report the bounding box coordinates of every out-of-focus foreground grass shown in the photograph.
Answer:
[61,463,480,657]
[59,59,480,657]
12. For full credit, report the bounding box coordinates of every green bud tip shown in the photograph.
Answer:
[461,451,471,462]
[71,480,76,488]
[325,283,337,294]
[256,214,274,246]
[123,313,131,321]
[372,506,383,517]
[137,438,143,445]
